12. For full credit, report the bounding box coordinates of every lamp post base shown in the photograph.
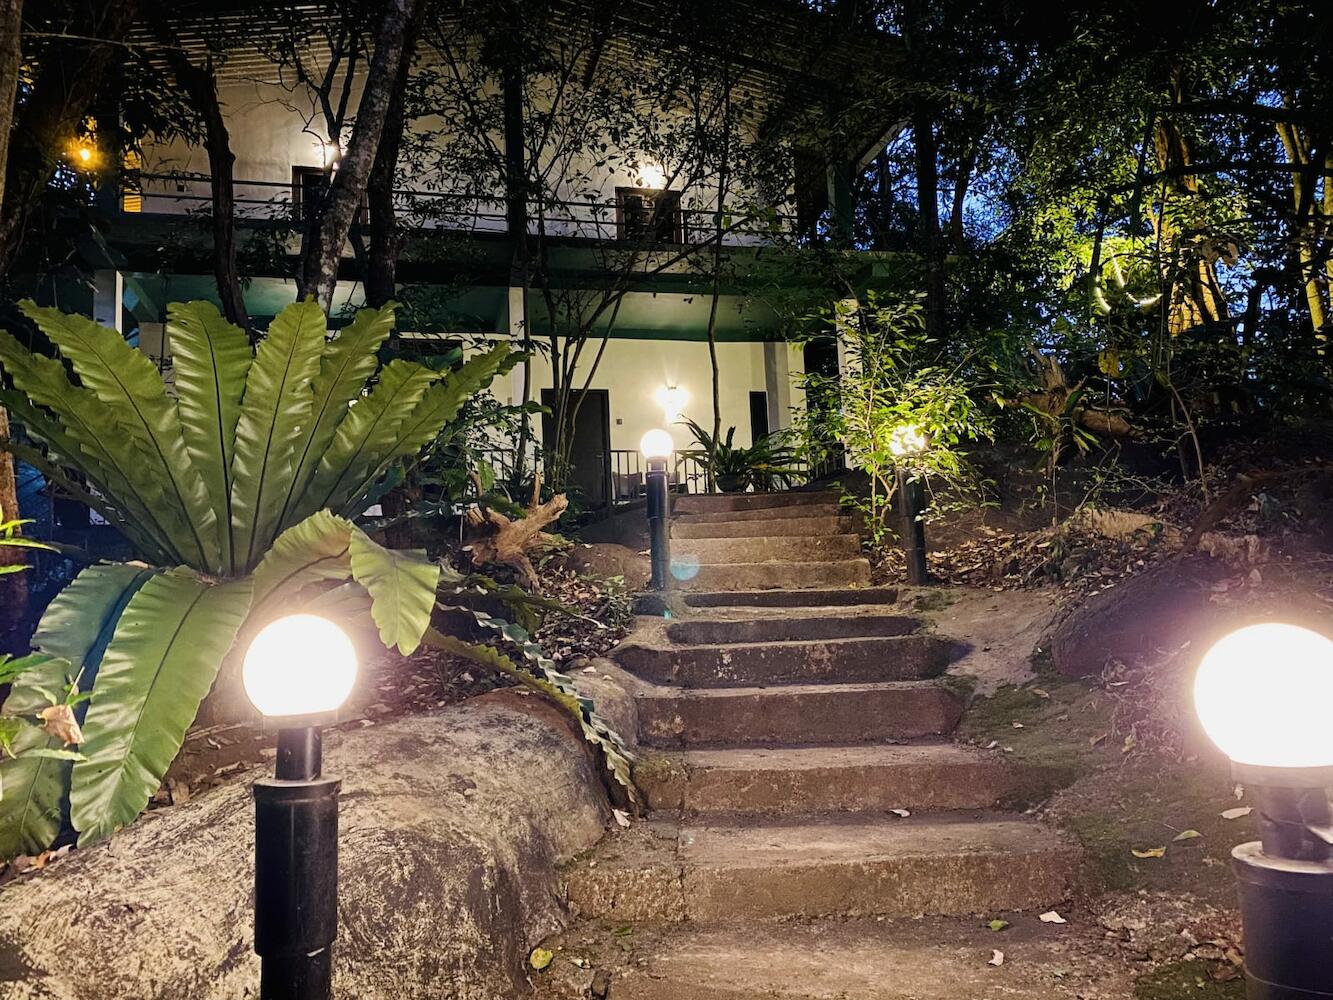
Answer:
[1234,842,1333,999]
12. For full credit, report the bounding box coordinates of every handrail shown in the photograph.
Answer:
[123,170,796,245]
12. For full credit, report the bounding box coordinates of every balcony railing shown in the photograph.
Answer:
[123,171,789,246]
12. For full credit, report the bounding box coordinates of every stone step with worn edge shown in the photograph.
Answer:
[563,812,1078,922]
[637,743,1019,815]
[671,533,862,564]
[616,634,952,688]
[672,559,871,592]
[671,515,858,539]
[673,490,842,515]
[535,916,1131,1000]
[665,612,920,645]
[673,503,843,524]
[635,680,963,748]
[683,586,899,608]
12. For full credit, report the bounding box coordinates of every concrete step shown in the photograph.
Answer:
[671,534,861,564]
[564,812,1078,922]
[672,559,871,592]
[674,503,842,524]
[684,587,899,608]
[640,743,1019,815]
[665,612,919,645]
[671,515,857,539]
[536,916,1130,1000]
[673,491,841,515]
[636,680,963,748]
[616,634,952,688]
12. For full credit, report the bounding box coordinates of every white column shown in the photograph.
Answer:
[763,340,791,431]
[92,270,124,332]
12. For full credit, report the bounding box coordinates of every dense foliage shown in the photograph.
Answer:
[0,298,508,854]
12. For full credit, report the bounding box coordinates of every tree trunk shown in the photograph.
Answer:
[297,0,418,310]
[366,1,423,309]
[912,106,946,342]
[0,0,26,648]
[157,40,250,334]
[0,0,140,278]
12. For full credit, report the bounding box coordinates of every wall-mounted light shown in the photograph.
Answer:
[636,162,667,190]
[655,385,688,423]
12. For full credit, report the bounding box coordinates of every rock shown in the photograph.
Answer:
[561,543,650,592]
[0,692,609,1000]
[1048,559,1223,677]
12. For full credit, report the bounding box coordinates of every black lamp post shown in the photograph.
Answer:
[1194,623,1333,1000]
[890,425,929,586]
[243,614,359,1000]
[640,429,673,591]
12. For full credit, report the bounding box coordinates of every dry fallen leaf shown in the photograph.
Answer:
[37,704,83,746]
[1131,847,1167,859]
[529,948,554,971]
[1173,829,1203,842]
[890,808,911,818]
[988,919,1010,932]
[612,809,631,829]
[989,949,1005,967]
[1221,807,1252,820]
[1031,688,1051,700]
[1089,732,1108,747]
[1039,911,1067,924]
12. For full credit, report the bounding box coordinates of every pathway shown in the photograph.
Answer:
[541,491,1101,999]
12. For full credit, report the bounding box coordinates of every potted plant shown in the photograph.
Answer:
[681,420,800,493]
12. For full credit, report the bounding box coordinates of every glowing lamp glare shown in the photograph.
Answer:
[1193,623,1333,769]
[888,424,928,457]
[640,428,674,460]
[243,614,358,718]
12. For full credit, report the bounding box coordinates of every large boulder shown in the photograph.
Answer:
[0,693,609,1000]
[1047,559,1224,678]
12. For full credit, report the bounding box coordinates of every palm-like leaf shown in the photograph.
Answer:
[70,572,252,845]
[229,298,326,571]
[335,345,512,516]
[349,530,439,654]
[275,304,398,532]
[0,655,76,858]
[294,359,440,522]
[167,301,253,573]
[0,334,178,560]
[20,303,220,570]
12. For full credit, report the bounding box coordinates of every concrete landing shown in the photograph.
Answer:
[673,558,872,591]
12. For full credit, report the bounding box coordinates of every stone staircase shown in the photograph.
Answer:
[545,491,1078,998]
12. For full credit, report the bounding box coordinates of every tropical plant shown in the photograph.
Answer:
[0,297,511,855]
[680,419,800,493]
[0,508,53,574]
[794,292,994,548]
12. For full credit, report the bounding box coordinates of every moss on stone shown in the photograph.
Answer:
[1134,960,1244,1000]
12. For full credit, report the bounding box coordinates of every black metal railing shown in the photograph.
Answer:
[123,171,792,246]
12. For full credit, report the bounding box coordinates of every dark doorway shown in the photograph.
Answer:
[802,336,844,474]
[542,388,611,507]
[749,390,770,442]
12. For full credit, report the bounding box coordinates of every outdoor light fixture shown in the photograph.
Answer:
[1194,623,1333,1000]
[640,429,674,590]
[655,384,689,423]
[888,424,930,585]
[637,162,667,190]
[244,613,358,1000]
[67,141,97,169]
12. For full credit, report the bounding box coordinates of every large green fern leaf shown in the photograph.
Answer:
[228,297,326,571]
[70,572,253,846]
[349,528,439,654]
[167,301,254,573]
[19,302,220,570]
[0,655,77,859]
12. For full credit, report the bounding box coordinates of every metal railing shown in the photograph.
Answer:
[123,171,792,246]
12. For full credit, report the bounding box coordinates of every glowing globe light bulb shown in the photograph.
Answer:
[888,424,928,457]
[243,614,358,718]
[1193,623,1333,769]
[640,428,674,460]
